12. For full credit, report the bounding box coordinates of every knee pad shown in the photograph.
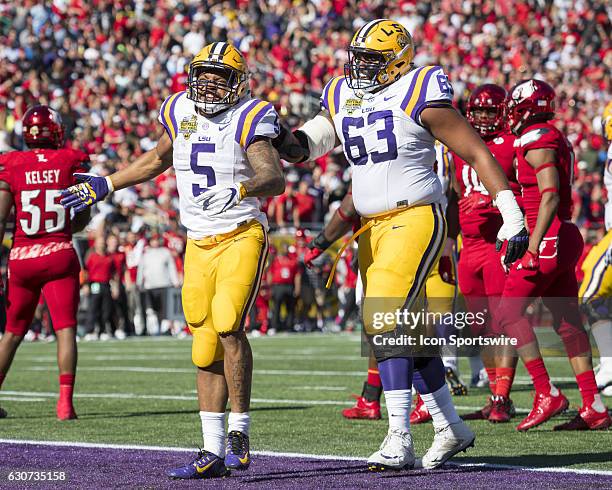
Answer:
[182,283,208,329]
[212,290,240,334]
[191,327,223,368]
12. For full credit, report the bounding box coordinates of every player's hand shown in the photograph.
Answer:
[438,256,456,284]
[519,249,540,270]
[303,246,324,268]
[496,226,529,265]
[195,184,244,217]
[60,173,113,212]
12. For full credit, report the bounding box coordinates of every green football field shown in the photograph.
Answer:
[0,334,610,472]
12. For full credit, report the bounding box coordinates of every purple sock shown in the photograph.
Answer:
[378,357,413,391]
[413,356,445,394]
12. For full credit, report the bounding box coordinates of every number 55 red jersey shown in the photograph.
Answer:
[0,148,89,247]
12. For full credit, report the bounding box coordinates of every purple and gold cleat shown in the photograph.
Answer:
[225,431,250,470]
[166,450,229,479]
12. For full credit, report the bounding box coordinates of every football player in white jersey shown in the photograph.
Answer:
[579,101,612,396]
[274,19,528,471]
[61,42,285,479]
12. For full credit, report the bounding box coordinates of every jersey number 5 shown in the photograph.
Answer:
[342,110,398,166]
[191,143,217,197]
[20,189,65,235]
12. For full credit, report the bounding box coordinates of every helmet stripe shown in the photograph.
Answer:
[209,42,219,59]
[356,19,381,43]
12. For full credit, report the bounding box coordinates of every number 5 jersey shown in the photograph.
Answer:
[158,92,279,238]
[322,65,453,217]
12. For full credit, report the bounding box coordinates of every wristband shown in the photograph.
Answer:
[534,162,557,174]
[238,182,247,200]
[312,232,333,251]
[105,176,115,193]
[540,187,558,195]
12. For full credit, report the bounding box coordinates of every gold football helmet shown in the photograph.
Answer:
[602,101,612,142]
[187,42,249,115]
[345,19,415,92]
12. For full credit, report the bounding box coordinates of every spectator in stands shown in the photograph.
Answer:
[269,243,301,334]
[107,234,131,338]
[84,236,116,341]
[136,234,179,336]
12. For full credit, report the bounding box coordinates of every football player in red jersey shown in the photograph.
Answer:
[0,106,90,420]
[452,84,520,423]
[497,80,611,431]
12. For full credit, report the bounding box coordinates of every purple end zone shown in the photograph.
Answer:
[1,443,611,489]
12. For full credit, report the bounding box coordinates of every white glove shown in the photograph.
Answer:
[195,183,245,216]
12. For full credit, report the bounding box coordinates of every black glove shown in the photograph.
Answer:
[272,123,310,162]
[496,227,529,265]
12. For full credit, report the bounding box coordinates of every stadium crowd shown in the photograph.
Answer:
[0,0,609,338]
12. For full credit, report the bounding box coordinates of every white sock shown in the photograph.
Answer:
[420,385,461,431]
[384,389,412,433]
[469,355,484,378]
[228,412,251,436]
[592,320,612,367]
[442,355,458,371]
[200,411,226,458]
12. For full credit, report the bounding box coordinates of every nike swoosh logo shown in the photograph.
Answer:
[219,124,231,131]
[239,453,250,464]
[195,461,215,474]
[384,95,396,101]
[392,225,405,229]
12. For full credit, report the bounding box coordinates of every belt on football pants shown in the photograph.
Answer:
[325,206,410,289]
[190,220,253,246]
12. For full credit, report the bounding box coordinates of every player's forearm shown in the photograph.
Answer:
[244,140,285,197]
[317,191,358,248]
[109,149,171,191]
[529,193,559,253]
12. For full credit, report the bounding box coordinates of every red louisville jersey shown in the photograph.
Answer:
[514,122,574,231]
[454,131,519,241]
[0,148,89,246]
[269,255,299,285]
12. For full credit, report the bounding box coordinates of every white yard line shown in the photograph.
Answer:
[0,439,609,476]
[0,390,530,412]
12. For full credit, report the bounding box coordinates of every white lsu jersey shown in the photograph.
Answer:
[605,142,612,231]
[158,92,279,238]
[322,65,454,217]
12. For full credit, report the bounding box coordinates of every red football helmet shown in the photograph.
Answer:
[506,79,555,136]
[466,84,507,136]
[22,105,65,149]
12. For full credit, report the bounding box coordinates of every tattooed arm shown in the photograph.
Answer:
[243,137,286,197]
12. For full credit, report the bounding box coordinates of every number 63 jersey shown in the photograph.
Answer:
[158,92,279,238]
[323,65,453,217]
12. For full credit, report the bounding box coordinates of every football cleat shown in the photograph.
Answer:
[367,428,415,472]
[445,367,468,396]
[488,395,515,423]
[410,394,432,424]
[166,450,229,479]
[553,404,612,431]
[420,421,476,470]
[56,401,77,421]
[461,396,493,420]
[342,395,381,420]
[225,431,250,470]
[0,407,7,419]
[516,390,569,431]
[595,364,612,397]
